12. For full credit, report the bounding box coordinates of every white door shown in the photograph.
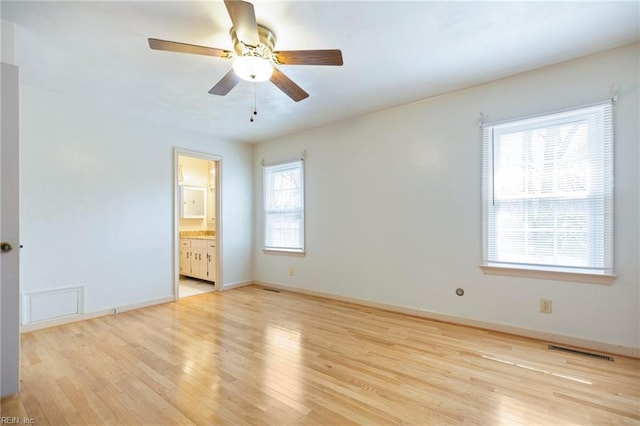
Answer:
[1,62,21,396]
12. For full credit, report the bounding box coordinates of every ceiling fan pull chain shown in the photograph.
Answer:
[250,82,258,122]
[254,82,258,116]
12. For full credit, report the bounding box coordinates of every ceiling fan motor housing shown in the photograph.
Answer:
[230,24,278,62]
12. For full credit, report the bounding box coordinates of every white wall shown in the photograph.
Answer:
[254,44,640,351]
[1,20,15,64]
[19,85,253,316]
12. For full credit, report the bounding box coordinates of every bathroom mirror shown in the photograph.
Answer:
[181,186,206,219]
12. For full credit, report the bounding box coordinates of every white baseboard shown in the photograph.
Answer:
[20,296,175,333]
[253,281,639,359]
[221,280,253,291]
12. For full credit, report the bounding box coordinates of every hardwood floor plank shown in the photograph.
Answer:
[0,394,29,418]
[2,284,639,425]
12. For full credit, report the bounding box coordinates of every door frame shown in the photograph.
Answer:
[173,148,222,299]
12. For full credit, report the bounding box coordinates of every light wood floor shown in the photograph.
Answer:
[2,285,639,425]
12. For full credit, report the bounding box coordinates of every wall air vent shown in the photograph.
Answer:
[22,286,85,325]
[548,344,614,362]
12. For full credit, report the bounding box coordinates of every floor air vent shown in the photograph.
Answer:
[262,288,281,293]
[548,344,614,361]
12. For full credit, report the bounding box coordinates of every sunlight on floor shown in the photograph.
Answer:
[264,326,305,412]
[482,354,592,385]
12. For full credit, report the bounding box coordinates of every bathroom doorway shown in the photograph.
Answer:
[174,149,221,299]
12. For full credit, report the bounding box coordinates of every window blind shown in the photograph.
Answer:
[263,160,305,252]
[482,101,613,274]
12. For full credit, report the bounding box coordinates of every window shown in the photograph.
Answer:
[482,102,613,276]
[263,160,304,252]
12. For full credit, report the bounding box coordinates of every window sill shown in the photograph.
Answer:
[263,248,305,257]
[479,264,616,285]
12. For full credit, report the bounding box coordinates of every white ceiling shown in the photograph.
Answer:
[2,1,638,143]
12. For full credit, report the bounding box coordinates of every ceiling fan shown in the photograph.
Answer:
[148,0,343,102]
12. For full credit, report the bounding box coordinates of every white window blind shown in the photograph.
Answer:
[482,101,613,274]
[263,160,304,252]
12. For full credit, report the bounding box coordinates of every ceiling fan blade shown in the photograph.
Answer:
[209,70,241,96]
[148,38,232,58]
[270,68,309,102]
[275,49,343,66]
[224,0,259,46]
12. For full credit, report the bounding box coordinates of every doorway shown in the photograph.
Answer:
[174,149,221,299]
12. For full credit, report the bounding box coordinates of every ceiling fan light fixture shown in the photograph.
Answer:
[232,55,273,82]
[149,3,342,102]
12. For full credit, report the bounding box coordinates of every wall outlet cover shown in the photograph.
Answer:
[540,299,552,313]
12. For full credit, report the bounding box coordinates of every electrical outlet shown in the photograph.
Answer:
[540,299,552,313]
[288,266,294,276]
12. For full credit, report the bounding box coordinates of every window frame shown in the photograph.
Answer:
[480,101,615,283]
[262,159,305,254]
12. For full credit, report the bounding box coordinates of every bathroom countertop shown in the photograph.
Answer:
[179,230,215,240]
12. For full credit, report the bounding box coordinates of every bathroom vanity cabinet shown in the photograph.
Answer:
[179,238,216,282]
